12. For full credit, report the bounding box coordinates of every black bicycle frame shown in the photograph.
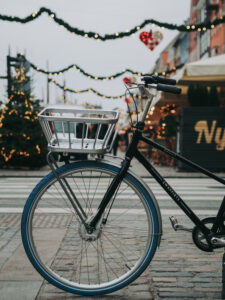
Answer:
[90,122,225,238]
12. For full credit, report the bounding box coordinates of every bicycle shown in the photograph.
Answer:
[21,75,225,296]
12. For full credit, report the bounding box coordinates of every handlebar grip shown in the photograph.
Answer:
[154,76,176,86]
[157,83,182,94]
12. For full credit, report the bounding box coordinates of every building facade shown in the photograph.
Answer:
[155,0,225,72]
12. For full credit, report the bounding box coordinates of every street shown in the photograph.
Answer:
[0,171,225,299]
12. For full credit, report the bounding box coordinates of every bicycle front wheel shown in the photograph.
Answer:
[21,160,160,295]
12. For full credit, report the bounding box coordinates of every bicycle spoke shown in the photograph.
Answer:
[26,164,156,292]
[101,232,140,268]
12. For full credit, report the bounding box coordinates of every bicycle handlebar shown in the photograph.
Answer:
[124,75,182,96]
[157,83,181,95]
[141,75,177,86]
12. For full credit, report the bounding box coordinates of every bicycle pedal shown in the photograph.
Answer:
[169,216,179,231]
[169,216,192,232]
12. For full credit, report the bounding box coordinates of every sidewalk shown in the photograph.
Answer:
[0,161,225,299]
[0,208,223,299]
[0,152,224,178]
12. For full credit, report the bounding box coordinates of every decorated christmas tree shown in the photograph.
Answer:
[0,90,48,169]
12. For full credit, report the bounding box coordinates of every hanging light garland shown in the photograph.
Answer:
[48,61,184,100]
[0,7,224,40]
[48,78,125,99]
[30,61,144,79]
[29,57,184,80]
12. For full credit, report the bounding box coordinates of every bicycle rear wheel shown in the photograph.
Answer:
[21,160,160,295]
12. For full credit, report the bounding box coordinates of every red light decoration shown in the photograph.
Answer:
[123,76,137,87]
[123,77,131,84]
[139,29,163,51]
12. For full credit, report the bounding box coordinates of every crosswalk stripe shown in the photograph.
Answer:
[0,177,223,214]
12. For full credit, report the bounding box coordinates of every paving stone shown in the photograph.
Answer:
[1,175,225,299]
[0,281,42,300]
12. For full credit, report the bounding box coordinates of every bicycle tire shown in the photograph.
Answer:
[21,160,160,295]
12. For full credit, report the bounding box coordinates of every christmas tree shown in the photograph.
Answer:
[0,91,48,169]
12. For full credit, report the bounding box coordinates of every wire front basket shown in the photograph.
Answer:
[38,106,119,154]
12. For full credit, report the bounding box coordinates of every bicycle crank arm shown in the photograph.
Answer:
[211,237,225,246]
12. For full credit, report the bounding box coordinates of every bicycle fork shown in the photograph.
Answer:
[88,157,132,231]
[47,152,87,226]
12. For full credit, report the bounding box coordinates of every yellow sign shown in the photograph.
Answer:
[194,120,225,151]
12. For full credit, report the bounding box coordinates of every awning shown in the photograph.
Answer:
[175,54,225,86]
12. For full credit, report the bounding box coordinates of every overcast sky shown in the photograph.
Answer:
[0,0,191,109]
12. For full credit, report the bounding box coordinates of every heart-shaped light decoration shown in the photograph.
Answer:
[139,30,163,51]
[123,76,137,87]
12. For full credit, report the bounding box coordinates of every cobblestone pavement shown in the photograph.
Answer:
[0,174,225,299]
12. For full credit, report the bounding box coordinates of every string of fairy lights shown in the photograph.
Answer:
[0,7,224,41]
[17,54,182,99]
[48,62,184,99]
[29,59,184,80]
[48,78,125,99]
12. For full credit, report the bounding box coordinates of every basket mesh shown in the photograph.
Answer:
[38,106,118,154]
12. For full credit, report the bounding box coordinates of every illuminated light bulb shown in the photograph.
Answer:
[211,24,215,28]
[191,25,195,29]
[94,34,99,38]
[95,77,98,80]
[50,14,55,18]
[203,27,206,31]
[186,25,190,30]
[198,28,201,31]
[122,69,126,72]
[126,29,129,32]
[136,26,140,30]
[115,33,119,36]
